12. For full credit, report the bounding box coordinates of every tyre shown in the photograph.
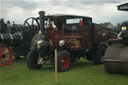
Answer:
[26,50,42,69]
[93,45,107,64]
[57,50,70,72]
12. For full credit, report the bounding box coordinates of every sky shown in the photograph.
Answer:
[0,0,128,25]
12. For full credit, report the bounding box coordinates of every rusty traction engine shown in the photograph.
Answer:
[0,18,39,66]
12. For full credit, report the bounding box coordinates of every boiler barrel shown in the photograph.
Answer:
[0,33,23,46]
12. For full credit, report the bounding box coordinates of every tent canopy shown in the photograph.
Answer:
[117,3,128,11]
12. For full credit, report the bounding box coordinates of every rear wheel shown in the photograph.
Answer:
[93,45,107,64]
[57,50,70,72]
[26,50,42,69]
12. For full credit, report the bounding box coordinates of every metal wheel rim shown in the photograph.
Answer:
[61,56,69,69]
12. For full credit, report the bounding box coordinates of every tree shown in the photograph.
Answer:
[99,22,114,29]
[100,22,119,33]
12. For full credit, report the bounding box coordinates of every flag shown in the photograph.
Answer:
[79,19,83,26]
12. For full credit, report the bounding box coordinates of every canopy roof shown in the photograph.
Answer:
[36,14,92,21]
[117,3,128,11]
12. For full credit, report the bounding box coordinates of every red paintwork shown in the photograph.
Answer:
[107,38,120,47]
[61,56,69,69]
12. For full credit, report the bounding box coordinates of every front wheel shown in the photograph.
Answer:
[26,50,42,69]
[93,45,107,64]
[57,50,70,72]
[0,45,13,66]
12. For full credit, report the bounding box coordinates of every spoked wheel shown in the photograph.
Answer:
[57,50,70,72]
[27,50,42,69]
[23,17,40,32]
[93,45,107,64]
[0,45,13,66]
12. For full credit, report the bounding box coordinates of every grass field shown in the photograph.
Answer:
[0,59,128,85]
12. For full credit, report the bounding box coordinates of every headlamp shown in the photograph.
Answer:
[59,40,65,46]
[121,26,127,31]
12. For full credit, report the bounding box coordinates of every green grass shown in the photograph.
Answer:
[0,59,128,85]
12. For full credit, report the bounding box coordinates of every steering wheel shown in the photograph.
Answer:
[23,17,40,32]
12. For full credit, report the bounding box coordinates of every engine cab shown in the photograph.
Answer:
[118,21,128,39]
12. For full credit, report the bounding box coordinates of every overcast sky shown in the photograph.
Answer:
[0,0,128,25]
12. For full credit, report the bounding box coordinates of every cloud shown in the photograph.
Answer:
[0,0,128,25]
[1,0,38,10]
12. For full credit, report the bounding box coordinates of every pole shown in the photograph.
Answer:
[55,49,58,84]
[55,19,58,84]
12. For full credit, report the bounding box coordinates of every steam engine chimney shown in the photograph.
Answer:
[39,11,45,36]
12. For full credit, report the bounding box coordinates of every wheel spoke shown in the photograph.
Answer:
[26,21,30,26]
[32,19,34,26]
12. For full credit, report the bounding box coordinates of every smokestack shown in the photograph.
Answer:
[39,11,45,36]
